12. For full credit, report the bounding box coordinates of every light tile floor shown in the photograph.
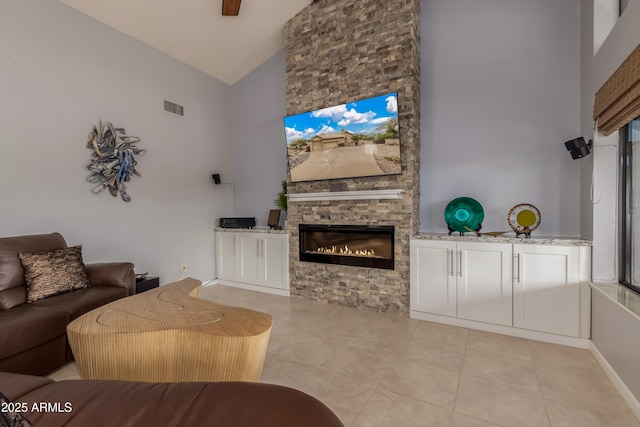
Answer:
[49,285,640,427]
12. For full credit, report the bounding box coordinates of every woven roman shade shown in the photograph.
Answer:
[593,43,640,136]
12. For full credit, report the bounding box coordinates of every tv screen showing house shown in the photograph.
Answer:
[283,92,401,182]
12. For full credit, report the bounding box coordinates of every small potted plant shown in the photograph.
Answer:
[274,180,287,211]
[274,180,287,227]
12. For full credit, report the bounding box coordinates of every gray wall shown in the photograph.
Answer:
[231,0,584,237]
[0,0,234,283]
[230,49,288,228]
[420,0,582,236]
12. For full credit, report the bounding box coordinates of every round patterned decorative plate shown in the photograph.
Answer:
[508,203,541,237]
[444,197,484,235]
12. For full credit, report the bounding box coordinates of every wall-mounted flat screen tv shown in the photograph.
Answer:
[283,92,401,183]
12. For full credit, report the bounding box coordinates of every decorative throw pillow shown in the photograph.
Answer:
[19,245,90,303]
[0,392,31,427]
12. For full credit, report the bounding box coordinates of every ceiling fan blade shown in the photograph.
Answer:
[222,0,241,16]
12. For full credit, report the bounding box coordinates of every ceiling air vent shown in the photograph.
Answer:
[164,100,184,117]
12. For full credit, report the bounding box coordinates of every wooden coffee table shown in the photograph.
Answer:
[67,278,272,382]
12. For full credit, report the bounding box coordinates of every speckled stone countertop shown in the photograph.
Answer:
[214,227,288,234]
[412,233,592,246]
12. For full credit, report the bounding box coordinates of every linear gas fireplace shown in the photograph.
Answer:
[299,224,394,270]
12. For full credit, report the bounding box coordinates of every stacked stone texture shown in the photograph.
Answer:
[284,0,420,314]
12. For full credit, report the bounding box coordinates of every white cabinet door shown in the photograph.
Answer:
[238,233,262,285]
[410,240,511,325]
[513,244,579,337]
[262,235,288,290]
[410,240,457,317]
[457,242,512,326]
[237,233,289,290]
[216,231,238,281]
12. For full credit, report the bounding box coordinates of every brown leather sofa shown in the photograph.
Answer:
[0,371,344,427]
[0,233,135,376]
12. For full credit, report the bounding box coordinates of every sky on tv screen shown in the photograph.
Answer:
[284,92,398,144]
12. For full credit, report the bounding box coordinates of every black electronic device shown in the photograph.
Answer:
[564,137,591,160]
[219,217,256,229]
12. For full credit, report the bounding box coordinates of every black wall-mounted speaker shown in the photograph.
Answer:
[212,173,221,185]
[564,137,591,160]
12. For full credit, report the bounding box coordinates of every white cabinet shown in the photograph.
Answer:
[513,244,579,337]
[410,240,456,317]
[216,231,238,281]
[262,236,288,289]
[238,233,288,289]
[215,230,289,296]
[410,237,591,344]
[238,233,261,284]
[410,240,512,326]
[457,242,512,326]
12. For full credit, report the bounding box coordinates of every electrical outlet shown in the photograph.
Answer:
[181,264,187,273]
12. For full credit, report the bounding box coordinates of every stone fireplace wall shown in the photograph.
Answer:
[284,0,420,314]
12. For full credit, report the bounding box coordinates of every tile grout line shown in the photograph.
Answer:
[450,325,471,426]
[527,339,554,427]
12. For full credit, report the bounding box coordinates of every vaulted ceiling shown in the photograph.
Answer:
[58,0,314,85]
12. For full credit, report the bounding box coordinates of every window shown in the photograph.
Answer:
[620,117,640,292]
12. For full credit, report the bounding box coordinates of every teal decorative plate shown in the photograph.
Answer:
[444,197,484,235]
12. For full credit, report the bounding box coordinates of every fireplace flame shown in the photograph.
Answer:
[313,245,379,257]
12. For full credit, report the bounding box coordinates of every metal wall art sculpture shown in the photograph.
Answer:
[86,121,146,202]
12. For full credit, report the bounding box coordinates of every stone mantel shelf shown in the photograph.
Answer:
[287,189,405,202]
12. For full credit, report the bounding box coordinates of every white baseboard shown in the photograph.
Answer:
[201,279,218,287]
[410,311,590,349]
[591,342,640,421]
[215,279,290,297]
